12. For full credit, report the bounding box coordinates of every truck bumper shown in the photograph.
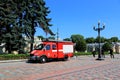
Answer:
[29,56,39,61]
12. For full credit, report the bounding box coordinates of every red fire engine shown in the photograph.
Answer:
[29,40,74,63]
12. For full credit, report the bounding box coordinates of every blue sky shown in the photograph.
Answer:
[35,0,120,40]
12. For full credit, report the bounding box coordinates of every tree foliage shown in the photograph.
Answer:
[102,42,112,51]
[110,37,119,42]
[37,35,44,41]
[85,37,95,43]
[48,36,55,40]
[71,34,84,43]
[75,40,86,52]
[15,0,54,51]
[95,36,106,43]
[85,36,119,43]
[71,34,86,52]
[63,38,71,41]
[0,0,54,53]
[0,0,24,53]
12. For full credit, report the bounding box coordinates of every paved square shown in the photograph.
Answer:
[0,54,120,80]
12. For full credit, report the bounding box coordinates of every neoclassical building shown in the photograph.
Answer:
[0,37,42,54]
[113,42,120,53]
[87,42,120,53]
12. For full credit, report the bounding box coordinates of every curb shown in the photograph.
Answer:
[0,59,27,63]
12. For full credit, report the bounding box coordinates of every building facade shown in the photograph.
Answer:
[87,42,120,53]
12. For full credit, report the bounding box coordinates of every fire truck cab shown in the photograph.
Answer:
[29,40,74,63]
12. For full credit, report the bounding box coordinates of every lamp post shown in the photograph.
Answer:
[93,21,105,60]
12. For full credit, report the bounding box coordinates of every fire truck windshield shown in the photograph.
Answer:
[34,44,44,50]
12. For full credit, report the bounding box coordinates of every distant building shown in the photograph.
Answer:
[114,42,120,53]
[0,43,5,54]
[87,42,120,53]
[87,43,104,52]
[0,37,42,54]
[24,36,42,52]
[1,37,120,54]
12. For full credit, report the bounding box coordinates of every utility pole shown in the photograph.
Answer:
[57,28,59,41]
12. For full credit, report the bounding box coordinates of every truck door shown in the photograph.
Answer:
[52,44,57,58]
[44,44,57,58]
[44,44,52,58]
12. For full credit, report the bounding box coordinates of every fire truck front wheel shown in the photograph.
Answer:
[39,56,47,63]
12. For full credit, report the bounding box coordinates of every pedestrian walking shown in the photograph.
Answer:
[101,49,105,58]
[109,48,114,58]
[92,50,96,57]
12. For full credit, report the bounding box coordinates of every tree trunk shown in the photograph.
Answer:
[30,18,35,52]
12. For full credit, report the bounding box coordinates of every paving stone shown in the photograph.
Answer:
[0,54,120,80]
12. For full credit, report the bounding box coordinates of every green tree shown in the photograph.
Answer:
[22,0,54,51]
[102,42,112,51]
[0,0,21,53]
[85,37,95,43]
[71,34,84,43]
[71,34,86,52]
[37,35,44,41]
[75,40,86,52]
[110,37,119,42]
[95,36,106,43]
[48,36,55,40]
[0,0,54,53]
[63,38,71,41]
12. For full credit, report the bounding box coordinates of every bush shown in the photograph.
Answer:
[0,54,29,60]
[74,51,111,56]
[102,42,112,51]
[74,52,92,56]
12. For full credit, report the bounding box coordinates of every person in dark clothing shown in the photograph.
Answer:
[101,49,105,58]
[109,49,114,58]
[92,50,96,57]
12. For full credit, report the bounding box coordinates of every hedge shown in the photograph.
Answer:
[74,52,92,56]
[0,52,113,60]
[0,54,29,60]
[0,52,92,60]
[74,52,111,56]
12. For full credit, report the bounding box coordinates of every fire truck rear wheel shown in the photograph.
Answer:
[63,56,68,61]
[39,56,47,63]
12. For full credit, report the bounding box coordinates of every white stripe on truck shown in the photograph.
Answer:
[52,50,63,52]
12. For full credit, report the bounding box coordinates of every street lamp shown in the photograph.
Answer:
[93,21,105,60]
